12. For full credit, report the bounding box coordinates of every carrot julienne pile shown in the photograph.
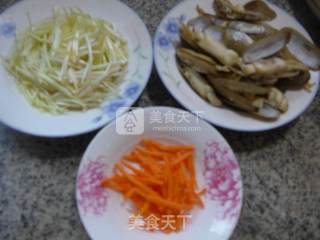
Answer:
[100,139,206,233]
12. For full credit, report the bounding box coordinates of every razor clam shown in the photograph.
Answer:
[248,70,300,86]
[197,5,276,36]
[178,64,222,107]
[244,0,277,21]
[180,16,212,48]
[225,97,281,120]
[208,76,256,112]
[278,48,298,61]
[203,26,242,66]
[256,102,281,120]
[211,77,270,95]
[251,98,281,119]
[180,22,241,66]
[242,57,309,77]
[176,48,229,74]
[283,27,320,70]
[212,68,242,79]
[267,87,289,112]
[188,16,212,32]
[206,25,225,42]
[228,21,276,37]
[243,30,290,63]
[272,71,301,79]
[214,0,261,21]
[250,77,279,86]
[213,0,276,22]
[276,71,311,90]
[208,76,281,119]
[223,28,254,54]
[252,98,264,108]
[196,5,229,28]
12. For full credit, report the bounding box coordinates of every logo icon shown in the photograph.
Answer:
[116,107,144,135]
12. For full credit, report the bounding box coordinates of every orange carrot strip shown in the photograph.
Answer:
[100,139,205,234]
[122,160,153,179]
[163,156,171,199]
[101,179,128,192]
[168,157,174,202]
[139,201,150,215]
[124,188,136,201]
[134,188,188,211]
[122,154,139,162]
[100,178,110,188]
[198,197,205,208]
[197,188,207,196]
[134,151,161,174]
[172,152,192,167]
[130,195,146,211]
[135,176,164,186]
[187,152,196,182]
[116,163,163,197]
[142,139,195,152]
[121,160,142,174]
[135,146,164,159]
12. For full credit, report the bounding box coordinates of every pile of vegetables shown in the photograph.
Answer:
[4,8,128,113]
[101,139,206,234]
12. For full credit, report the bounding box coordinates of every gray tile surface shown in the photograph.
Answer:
[0,0,320,239]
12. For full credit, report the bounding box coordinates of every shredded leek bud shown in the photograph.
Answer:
[4,8,128,113]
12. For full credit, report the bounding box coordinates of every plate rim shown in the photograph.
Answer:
[0,0,153,138]
[153,0,320,132]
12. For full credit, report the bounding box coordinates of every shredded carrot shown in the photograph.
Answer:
[100,139,206,234]
[124,188,136,201]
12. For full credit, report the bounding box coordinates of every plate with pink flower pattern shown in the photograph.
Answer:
[76,107,243,240]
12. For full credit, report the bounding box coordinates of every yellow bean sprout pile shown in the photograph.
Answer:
[5,8,128,113]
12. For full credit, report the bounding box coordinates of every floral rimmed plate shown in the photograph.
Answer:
[154,0,319,132]
[0,0,152,137]
[76,107,243,240]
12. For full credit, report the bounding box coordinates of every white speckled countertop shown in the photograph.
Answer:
[0,0,319,239]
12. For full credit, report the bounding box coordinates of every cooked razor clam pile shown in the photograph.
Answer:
[176,0,320,120]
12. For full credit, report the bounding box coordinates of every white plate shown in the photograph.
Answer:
[76,107,243,240]
[0,0,152,137]
[154,0,319,132]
